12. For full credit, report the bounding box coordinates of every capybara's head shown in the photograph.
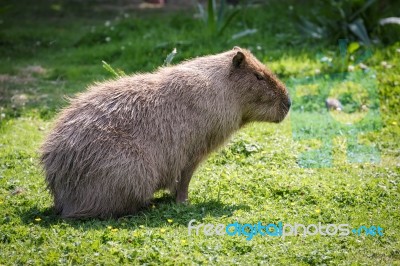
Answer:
[229,46,291,123]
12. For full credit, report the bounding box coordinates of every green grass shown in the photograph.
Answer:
[0,0,399,264]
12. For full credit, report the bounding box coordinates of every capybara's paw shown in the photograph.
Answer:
[176,198,190,205]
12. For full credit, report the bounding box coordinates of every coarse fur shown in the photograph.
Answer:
[41,47,291,219]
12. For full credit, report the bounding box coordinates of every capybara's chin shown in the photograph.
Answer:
[41,46,290,219]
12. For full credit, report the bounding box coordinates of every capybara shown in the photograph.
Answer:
[41,47,291,219]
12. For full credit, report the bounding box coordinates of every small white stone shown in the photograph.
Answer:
[321,56,332,63]
[359,63,368,70]
[361,105,368,112]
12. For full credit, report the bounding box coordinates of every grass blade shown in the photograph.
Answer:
[207,0,216,32]
[163,48,177,66]
[218,9,240,35]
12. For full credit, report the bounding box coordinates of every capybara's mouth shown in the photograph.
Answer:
[272,116,286,123]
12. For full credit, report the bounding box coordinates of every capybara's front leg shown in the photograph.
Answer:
[176,165,196,203]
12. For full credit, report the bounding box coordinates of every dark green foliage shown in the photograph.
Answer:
[297,0,400,45]
[196,0,240,35]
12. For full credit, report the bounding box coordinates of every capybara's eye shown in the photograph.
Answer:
[254,73,264,80]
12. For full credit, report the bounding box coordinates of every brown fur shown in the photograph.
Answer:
[40,47,291,219]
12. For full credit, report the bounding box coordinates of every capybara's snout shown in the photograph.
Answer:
[285,96,292,109]
[273,94,291,123]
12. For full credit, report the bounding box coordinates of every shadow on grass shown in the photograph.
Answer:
[18,194,250,230]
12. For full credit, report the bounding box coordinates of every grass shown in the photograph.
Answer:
[0,0,399,264]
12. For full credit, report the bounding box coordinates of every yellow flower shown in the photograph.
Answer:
[34,217,41,222]
[167,219,173,223]
[160,228,166,233]
[111,228,118,232]
[392,121,397,125]
[180,239,187,245]
[107,226,113,229]
[0,201,3,204]
[133,231,139,237]
[315,209,321,214]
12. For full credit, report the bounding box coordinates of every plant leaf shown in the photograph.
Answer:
[350,0,376,21]
[207,0,216,32]
[347,42,360,54]
[217,0,226,27]
[196,2,206,23]
[231,28,257,40]
[163,48,177,66]
[218,9,240,35]
[348,18,371,45]
[297,18,325,39]
[102,61,124,77]
[379,17,400,26]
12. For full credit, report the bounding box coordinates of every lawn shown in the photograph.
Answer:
[0,0,399,265]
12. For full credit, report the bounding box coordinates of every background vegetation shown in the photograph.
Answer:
[0,0,399,264]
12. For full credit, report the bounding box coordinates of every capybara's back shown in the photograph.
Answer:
[41,47,291,219]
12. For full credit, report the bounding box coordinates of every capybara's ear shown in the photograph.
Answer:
[233,51,245,68]
[233,46,241,50]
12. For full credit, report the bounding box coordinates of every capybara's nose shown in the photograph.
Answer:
[286,97,292,109]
